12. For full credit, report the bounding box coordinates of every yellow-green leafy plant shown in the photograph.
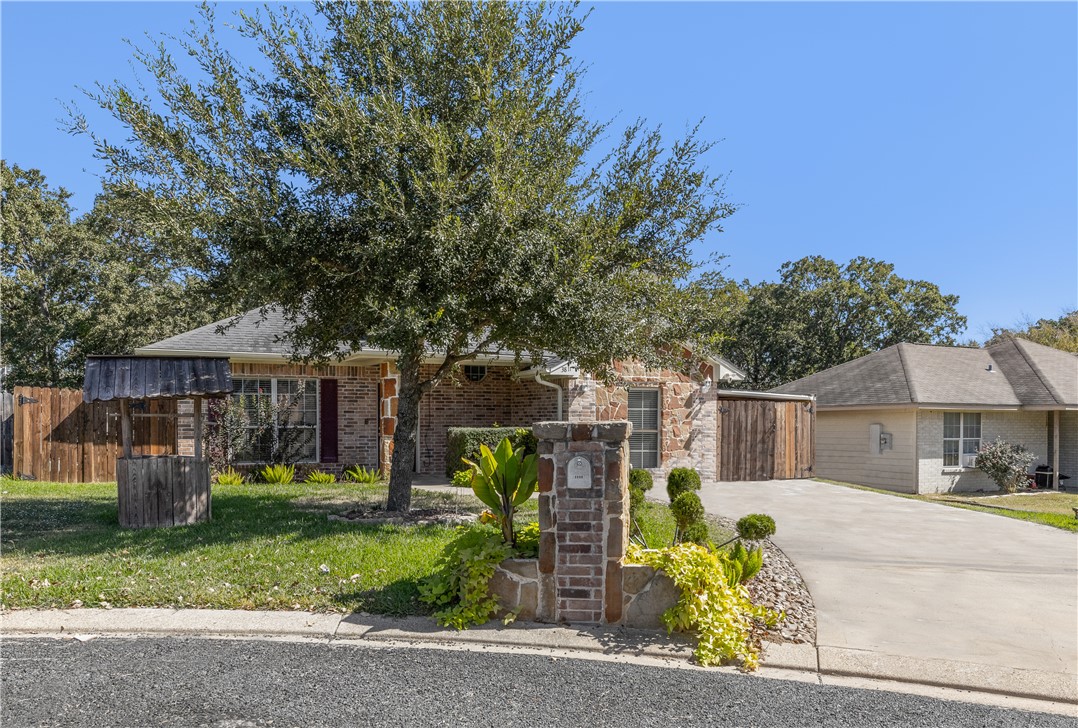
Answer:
[418,526,512,629]
[462,437,538,546]
[258,463,295,484]
[343,465,381,484]
[214,467,245,486]
[304,470,337,484]
[628,542,781,670]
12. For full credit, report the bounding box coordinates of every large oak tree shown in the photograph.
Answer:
[75,2,736,510]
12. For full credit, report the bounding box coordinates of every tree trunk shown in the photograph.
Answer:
[386,356,423,513]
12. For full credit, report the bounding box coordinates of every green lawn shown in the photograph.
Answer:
[0,478,716,614]
[1,479,481,614]
[817,479,1078,532]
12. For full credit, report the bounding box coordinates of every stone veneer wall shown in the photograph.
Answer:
[486,419,680,627]
[915,409,1049,493]
[536,420,629,623]
[490,559,678,629]
[178,361,380,475]
[562,360,718,481]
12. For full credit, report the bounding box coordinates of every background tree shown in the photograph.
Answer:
[984,311,1078,353]
[717,256,966,389]
[1,161,232,388]
[1,162,96,387]
[74,1,736,512]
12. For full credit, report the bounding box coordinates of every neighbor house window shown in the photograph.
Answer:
[943,412,980,468]
[232,377,318,463]
[628,388,660,469]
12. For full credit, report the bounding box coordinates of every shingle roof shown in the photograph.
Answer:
[771,339,1077,408]
[137,307,747,381]
[139,308,298,357]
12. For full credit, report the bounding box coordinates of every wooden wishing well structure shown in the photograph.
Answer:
[82,356,232,528]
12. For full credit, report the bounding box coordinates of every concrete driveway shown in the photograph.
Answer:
[698,479,1078,679]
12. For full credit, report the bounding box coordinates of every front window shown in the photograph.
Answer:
[232,377,318,463]
[943,412,981,468]
[628,388,660,469]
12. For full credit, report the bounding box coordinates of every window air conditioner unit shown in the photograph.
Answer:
[962,454,978,468]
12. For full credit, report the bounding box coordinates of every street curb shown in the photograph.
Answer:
[4,609,1076,709]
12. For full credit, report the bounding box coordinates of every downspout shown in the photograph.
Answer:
[534,372,563,421]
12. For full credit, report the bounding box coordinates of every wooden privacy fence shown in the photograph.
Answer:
[12,386,177,483]
[718,395,815,481]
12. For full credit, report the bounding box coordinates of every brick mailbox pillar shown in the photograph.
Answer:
[533,420,631,625]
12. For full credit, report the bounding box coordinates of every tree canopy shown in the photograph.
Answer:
[984,311,1078,353]
[715,256,967,389]
[75,1,736,509]
[1,161,232,388]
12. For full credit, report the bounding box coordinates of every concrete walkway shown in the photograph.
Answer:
[696,479,1078,699]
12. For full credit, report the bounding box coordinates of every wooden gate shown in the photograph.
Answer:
[12,386,177,483]
[718,396,815,481]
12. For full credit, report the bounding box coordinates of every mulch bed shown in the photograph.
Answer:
[329,506,478,527]
[715,516,817,646]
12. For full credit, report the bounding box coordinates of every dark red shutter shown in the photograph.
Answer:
[319,378,339,463]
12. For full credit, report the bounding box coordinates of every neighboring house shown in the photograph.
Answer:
[136,308,752,480]
[771,338,1078,494]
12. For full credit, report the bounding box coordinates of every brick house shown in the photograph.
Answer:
[137,308,748,480]
[771,337,1077,494]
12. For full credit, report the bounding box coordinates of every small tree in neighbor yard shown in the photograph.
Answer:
[74,2,735,511]
[976,438,1035,493]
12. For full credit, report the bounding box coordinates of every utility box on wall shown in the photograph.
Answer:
[869,423,893,455]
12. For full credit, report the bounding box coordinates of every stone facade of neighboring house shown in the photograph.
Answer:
[773,338,1078,494]
[146,308,746,480]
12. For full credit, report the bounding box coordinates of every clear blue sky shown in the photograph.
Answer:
[3,2,1076,340]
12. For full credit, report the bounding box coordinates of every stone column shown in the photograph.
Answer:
[378,362,399,476]
[533,420,631,625]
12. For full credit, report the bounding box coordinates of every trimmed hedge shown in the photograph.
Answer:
[444,426,538,477]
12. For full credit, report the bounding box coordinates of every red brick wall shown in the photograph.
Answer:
[181,361,380,475]
[416,365,559,473]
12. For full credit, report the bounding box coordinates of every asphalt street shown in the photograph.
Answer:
[2,637,1072,727]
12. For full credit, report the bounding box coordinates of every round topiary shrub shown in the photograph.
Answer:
[736,513,776,541]
[670,490,705,530]
[666,467,702,501]
[681,521,710,545]
[628,468,654,492]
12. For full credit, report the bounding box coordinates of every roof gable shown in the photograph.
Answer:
[772,340,1076,408]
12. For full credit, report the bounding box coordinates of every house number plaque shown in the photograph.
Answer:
[567,455,591,489]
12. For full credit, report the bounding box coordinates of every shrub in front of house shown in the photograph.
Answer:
[666,467,702,501]
[214,467,246,486]
[736,514,776,541]
[977,438,1036,493]
[628,468,654,492]
[343,465,382,484]
[670,490,708,544]
[304,470,336,484]
[445,426,536,477]
[258,463,295,484]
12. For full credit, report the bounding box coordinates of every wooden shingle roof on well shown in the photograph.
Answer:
[82,356,232,403]
[771,339,1077,409]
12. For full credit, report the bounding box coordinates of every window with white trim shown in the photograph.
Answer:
[943,412,980,468]
[628,388,660,469]
[231,377,318,463]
